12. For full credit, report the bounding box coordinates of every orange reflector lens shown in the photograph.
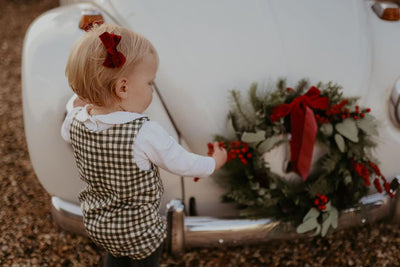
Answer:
[382,7,400,21]
[79,10,104,31]
[372,2,400,21]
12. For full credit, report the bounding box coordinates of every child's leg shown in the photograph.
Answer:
[130,242,164,267]
[103,252,131,267]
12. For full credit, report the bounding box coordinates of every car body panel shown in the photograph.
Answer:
[22,3,182,213]
[109,0,400,215]
[23,0,400,218]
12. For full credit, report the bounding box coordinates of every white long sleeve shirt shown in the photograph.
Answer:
[61,105,215,177]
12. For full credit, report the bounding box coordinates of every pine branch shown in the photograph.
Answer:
[229,90,254,130]
[248,82,263,112]
[295,78,309,95]
[217,78,379,226]
[318,152,341,174]
[277,78,287,95]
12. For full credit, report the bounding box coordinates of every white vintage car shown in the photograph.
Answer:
[22,0,400,253]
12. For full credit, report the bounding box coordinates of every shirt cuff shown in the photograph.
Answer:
[204,156,216,177]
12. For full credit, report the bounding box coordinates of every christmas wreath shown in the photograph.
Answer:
[209,79,395,236]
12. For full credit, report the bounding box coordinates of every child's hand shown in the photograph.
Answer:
[211,142,227,171]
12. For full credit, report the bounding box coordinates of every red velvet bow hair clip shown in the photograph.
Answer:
[99,31,126,68]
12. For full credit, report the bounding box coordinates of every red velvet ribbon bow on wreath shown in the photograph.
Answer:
[270,87,329,181]
[99,31,126,68]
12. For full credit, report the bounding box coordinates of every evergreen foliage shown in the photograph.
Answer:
[214,78,389,236]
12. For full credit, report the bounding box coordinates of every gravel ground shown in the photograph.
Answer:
[1,0,400,266]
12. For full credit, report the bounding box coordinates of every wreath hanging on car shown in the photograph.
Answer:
[209,79,395,236]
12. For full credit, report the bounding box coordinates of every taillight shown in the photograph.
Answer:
[372,1,400,21]
[79,9,104,31]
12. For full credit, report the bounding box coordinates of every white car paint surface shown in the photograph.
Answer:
[23,0,400,217]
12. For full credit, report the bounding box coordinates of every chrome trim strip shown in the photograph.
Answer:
[166,200,185,254]
[51,197,86,236]
[51,191,398,254]
[52,197,82,216]
[170,192,396,250]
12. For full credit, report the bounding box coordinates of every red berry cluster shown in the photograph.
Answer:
[316,99,372,124]
[227,141,252,164]
[351,160,371,186]
[315,114,330,124]
[352,106,371,121]
[351,159,395,198]
[207,141,252,165]
[327,100,349,116]
[314,194,328,211]
[369,161,394,197]
[316,100,348,124]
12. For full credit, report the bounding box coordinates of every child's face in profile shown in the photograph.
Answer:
[122,52,158,113]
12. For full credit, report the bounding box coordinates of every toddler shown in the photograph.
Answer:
[61,23,227,267]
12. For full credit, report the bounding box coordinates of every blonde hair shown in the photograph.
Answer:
[65,24,158,106]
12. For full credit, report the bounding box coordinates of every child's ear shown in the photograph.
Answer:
[114,78,128,100]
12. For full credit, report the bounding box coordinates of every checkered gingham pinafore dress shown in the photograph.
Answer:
[70,116,167,259]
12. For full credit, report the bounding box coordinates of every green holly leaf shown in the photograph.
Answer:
[331,209,338,229]
[344,175,352,185]
[335,118,359,142]
[324,201,332,212]
[257,135,283,154]
[356,114,378,136]
[241,130,266,143]
[303,207,320,221]
[320,123,333,137]
[334,134,346,152]
[296,218,321,235]
[321,204,338,237]
[296,208,321,236]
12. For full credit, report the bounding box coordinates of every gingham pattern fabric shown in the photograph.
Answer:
[70,116,166,259]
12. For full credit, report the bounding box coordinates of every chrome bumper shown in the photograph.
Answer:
[51,191,400,254]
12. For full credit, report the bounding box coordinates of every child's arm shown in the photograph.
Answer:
[135,122,227,177]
